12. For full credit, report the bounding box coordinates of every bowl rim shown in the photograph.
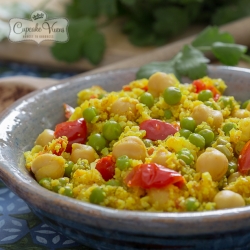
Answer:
[1,65,250,236]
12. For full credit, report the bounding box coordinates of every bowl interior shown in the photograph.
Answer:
[1,66,250,237]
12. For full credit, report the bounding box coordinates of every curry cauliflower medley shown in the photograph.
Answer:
[24,72,250,212]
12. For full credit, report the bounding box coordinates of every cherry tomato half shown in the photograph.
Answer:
[54,118,87,153]
[192,79,220,101]
[140,119,178,141]
[95,155,116,181]
[238,140,250,175]
[125,163,185,189]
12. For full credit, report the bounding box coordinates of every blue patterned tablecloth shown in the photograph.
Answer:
[0,63,91,250]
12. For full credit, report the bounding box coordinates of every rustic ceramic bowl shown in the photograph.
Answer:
[1,66,250,250]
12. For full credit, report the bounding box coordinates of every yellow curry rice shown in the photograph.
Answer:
[24,72,250,212]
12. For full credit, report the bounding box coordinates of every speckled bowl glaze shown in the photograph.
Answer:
[1,66,250,250]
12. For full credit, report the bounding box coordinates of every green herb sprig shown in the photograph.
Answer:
[51,0,250,65]
[136,27,250,80]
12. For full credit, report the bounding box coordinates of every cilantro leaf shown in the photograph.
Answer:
[72,0,99,18]
[212,0,250,25]
[192,26,234,47]
[136,61,180,80]
[98,0,118,18]
[66,0,118,19]
[51,18,105,64]
[82,30,106,65]
[119,0,136,6]
[175,45,209,79]
[153,7,189,36]
[211,42,247,66]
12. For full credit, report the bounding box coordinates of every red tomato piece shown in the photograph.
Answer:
[238,140,250,175]
[193,80,221,101]
[140,119,178,141]
[125,163,185,189]
[95,155,116,181]
[54,118,87,153]
[192,80,206,93]
[122,85,132,91]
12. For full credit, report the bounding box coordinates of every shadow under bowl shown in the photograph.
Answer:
[1,66,250,250]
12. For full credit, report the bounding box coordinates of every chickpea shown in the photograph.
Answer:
[214,190,245,209]
[35,129,54,146]
[210,109,223,129]
[191,104,210,125]
[151,148,170,167]
[147,187,169,206]
[228,172,241,184]
[71,143,98,163]
[196,147,228,181]
[232,109,250,118]
[110,97,138,118]
[246,102,250,112]
[112,136,147,161]
[191,104,223,128]
[31,153,65,182]
[148,72,178,97]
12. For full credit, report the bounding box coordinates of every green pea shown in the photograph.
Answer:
[164,110,172,119]
[87,133,107,151]
[217,138,228,145]
[180,117,196,132]
[218,96,233,109]
[198,90,213,102]
[58,177,68,186]
[204,101,213,108]
[242,100,250,109]
[185,197,199,211]
[89,187,105,204]
[116,155,131,170]
[143,139,153,147]
[198,129,214,146]
[39,177,52,190]
[106,180,120,186]
[222,122,237,136]
[102,121,122,141]
[82,107,97,122]
[179,129,192,139]
[188,133,205,149]
[139,92,154,108]
[52,181,61,193]
[62,186,73,197]
[98,93,105,99]
[163,87,182,105]
[204,101,220,110]
[215,145,232,160]
[65,161,74,177]
[177,148,194,165]
[227,161,238,176]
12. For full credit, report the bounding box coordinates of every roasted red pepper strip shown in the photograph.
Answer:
[140,119,178,141]
[125,163,185,189]
[54,118,87,153]
[238,140,250,175]
[95,155,116,181]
